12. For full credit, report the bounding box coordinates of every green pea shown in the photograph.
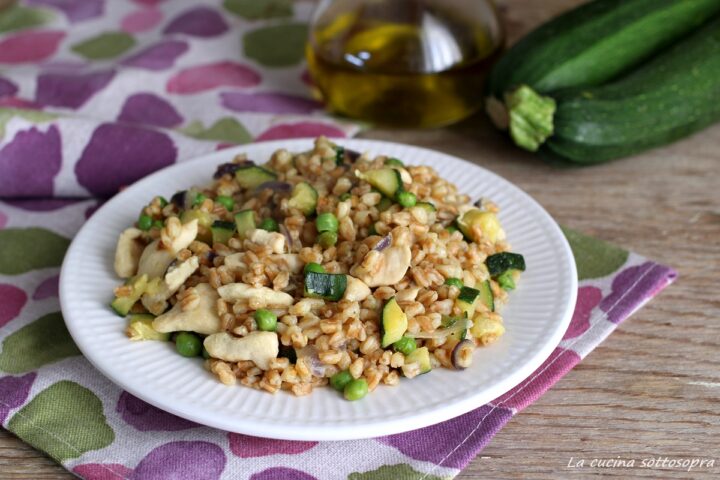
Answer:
[393,336,417,356]
[497,270,516,291]
[152,219,164,229]
[175,332,202,357]
[377,197,393,212]
[304,262,325,274]
[137,214,153,231]
[158,196,168,208]
[202,346,211,359]
[258,218,279,232]
[338,193,351,202]
[330,370,353,392]
[192,192,207,207]
[343,378,368,401]
[318,231,338,248]
[446,225,459,234]
[254,308,277,332]
[397,191,417,208]
[316,212,339,233]
[215,195,234,212]
[444,277,464,289]
[385,157,404,168]
[368,223,378,236]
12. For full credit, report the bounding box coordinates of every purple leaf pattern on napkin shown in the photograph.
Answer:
[118,93,184,128]
[0,373,36,423]
[0,126,61,196]
[75,123,176,196]
[221,91,321,114]
[32,275,60,300]
[121,40,188,71]
[36,69,115,108]
[379,405,514,469]
[229,433,317,457]
[131,441,226,480]
[250,468,318,480]
[0,77,18,97]
[117,391,199,431]
[163,6,228,38]
[0,2,675,479]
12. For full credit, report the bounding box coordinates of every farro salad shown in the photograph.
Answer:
[110,137,525,401]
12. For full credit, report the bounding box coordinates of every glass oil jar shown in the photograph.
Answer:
[306,0,504,128]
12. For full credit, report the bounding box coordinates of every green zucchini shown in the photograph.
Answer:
[304,271,347,301]
[442,315,468,342]
[288,181,318,216]
[477,280,494,312]
[211,220,235,245]
[126,314,169,341]
[110,274,148,316]
[384,157,404,168]
[405,346,432,374]
[235,165,277,189]
[416,201,436,213]
[456,209,502,244]
[486,0,720,99]
[180,208,214,229]
[456,286,480,318]
[234,210,256,238]
[356,168,402,199]
[486,252,526,277]
[381,297,408,348]
[501,16,720,163]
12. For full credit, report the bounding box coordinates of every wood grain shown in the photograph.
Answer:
[1,0,719,478]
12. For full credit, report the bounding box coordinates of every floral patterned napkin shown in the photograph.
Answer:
[0,1,676,479]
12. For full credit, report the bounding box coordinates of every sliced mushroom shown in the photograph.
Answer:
[344,275,371,301]
[137,220,198,279]
[247,228,285,254]
[217,283,293,307]
[113,228,145,278]
[153,283,221,335]
[350,244,412,287]
[203,331,278,370]
[141,256,200,315]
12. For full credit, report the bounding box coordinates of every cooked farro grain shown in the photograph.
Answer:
[111,137,525,401]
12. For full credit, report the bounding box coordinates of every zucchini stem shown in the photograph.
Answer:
[505,85,556,152]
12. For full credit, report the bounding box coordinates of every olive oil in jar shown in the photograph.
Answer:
[306,0,504,128]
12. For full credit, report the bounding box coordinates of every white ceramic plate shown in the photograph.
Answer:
[60,138,576,441]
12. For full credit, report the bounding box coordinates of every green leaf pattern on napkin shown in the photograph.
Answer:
[0,228,70,275]
[0,312,81,374]
[7,381,114,461]
[348,464,447,480]
[561,227,629,280]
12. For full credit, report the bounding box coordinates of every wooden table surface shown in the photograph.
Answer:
[2,0,719,478]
